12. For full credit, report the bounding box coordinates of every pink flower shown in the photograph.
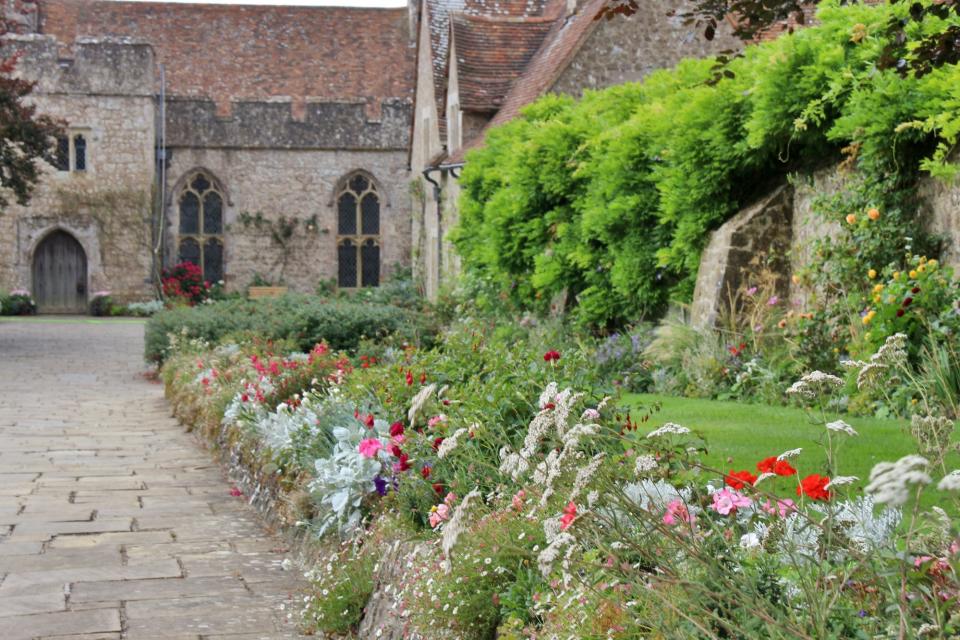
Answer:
[512,489,526,511]
[444,492,458,506]
[429,503,451,528]
[358,438,383,458]
[560,502,577,530]
[709,488,752,515]
[767,295,779,306]
[761,498,796,517]
[229,487,243,497]
[392,434,406,445]
[427,414,447,428]
[662,499,693,525]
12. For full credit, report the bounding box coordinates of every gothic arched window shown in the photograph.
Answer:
[336,173,380,288]
[177,172,224,283]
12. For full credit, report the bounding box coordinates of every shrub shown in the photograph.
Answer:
[1,290,37,315]
[454,2,960,328]
[144,294,431,363]
[89,291,113,317]
[161,261,210,305]
[125,300,164,317]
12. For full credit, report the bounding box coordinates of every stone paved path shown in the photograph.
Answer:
[0,319,308,639]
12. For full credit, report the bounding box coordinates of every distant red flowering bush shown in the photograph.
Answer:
[162,261,210,306]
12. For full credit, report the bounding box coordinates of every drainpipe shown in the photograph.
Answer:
[421,167,444,291]
[153,64,167,297]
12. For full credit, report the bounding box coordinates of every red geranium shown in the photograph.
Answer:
[797,474,831,501]
[757,456,797,477]
[725,469,758,490]
[543,350,561,363]
[389,421,405,438]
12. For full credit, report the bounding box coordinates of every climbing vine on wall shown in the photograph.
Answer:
[233,211,322,283]
[453,0,960,329]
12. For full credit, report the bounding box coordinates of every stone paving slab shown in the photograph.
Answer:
[0,319,308,638]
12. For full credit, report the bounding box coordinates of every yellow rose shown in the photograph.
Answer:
[928,259,938,269]
[872,284,884,294]
[893,271,900,280]
[868,269,877,279]
[918,264,926,273]
[862,314,872,325]
[909,270,918,279]
[873,294,881,303]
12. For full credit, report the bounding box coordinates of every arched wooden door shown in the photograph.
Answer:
[32,231,88,314]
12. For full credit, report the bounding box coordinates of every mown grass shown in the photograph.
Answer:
[623,393,958,510]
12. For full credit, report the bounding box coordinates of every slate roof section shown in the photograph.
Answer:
[38,0,416,116]
[451,12,554,112]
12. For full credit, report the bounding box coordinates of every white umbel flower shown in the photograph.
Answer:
[437,428,468,459]
[647,423,690,439]
[826,420,859,437]
[777,448,803,461]
[865,455,931,506]
[937,470,960,492]
[786,371,843,399]
[824,476,859,489]
[634,454,658,474]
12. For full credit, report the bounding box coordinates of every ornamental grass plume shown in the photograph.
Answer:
[441,487,481,562]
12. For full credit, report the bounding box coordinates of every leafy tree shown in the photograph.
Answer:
[0,20,65,210]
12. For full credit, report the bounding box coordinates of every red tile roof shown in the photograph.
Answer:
[39,0,415,115]
[451,12,554,112]
[446,0,604,163]
[425,0,554,136]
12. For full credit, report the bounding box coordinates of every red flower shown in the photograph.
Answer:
[896,309,905,317]
[543,350,561,363]
[395,453,412,472]
[405,370,414,386]
[229,487,243,497]
[542,402,556,411]
[420,372,427,384]
[912,287,921,294]
[757,456,797,477]
[364,414,375,428]
[725,469,758,490]
[389,444,403,458]
[420,465,431,479]
[432,437,444,451]
[432,482,445,495]
[560,501,577,530]
[389,421,405,437]
[903,297,913,307]
[797,474,831,501]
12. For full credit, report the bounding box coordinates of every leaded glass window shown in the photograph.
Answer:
[73,135,86,172]
[177,172,225,284]
[336,173,380,288]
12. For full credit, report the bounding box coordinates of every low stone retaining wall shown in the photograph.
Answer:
[167,385,414,639]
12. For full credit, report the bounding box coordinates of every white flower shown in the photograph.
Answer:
[581,408,601,421]
[865,455,931,506]
[740,532,761,549]
[777,448,802,461]
[568,453,605,504]
[634,454,658,475]
[754,472,777,486]
[537,532,575,577]
[937,470,960,492]
[646,423,690,439]
[437,428,468,459]
[786,371,843,399]
[824,476,858,489]
[826,420,858,437]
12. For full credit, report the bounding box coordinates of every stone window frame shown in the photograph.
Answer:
[175,170,226,285]
[53,130,91,174]
[335,171,382,289]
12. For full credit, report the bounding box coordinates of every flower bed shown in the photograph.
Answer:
[163,319,960,639]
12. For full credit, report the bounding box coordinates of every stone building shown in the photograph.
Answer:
[409,0,740,298]
[0,0,415,312]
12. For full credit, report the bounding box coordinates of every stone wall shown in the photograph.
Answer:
[0,36,156,303]
[164,147,412,292]
[551,0,740,97]
[691,167,960,328]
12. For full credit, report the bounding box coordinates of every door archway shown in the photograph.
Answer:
[32,230,88,314]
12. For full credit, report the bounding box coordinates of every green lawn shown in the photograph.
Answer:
[623,393,958,508]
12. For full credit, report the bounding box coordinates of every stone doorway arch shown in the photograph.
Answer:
[32,230,88,314]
